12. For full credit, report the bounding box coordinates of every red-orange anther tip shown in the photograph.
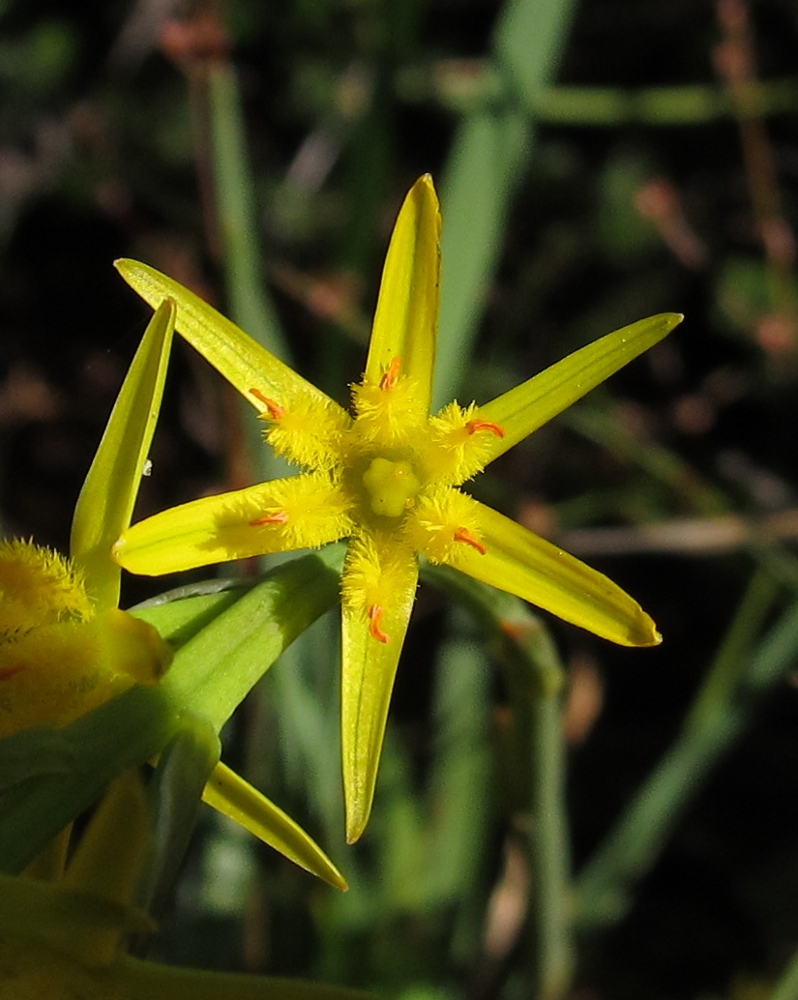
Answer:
[250,510,289,527]
[454,527,487,555]
[466,418,506,438]
[249,388,286,419]
[379,357,402,391]
[368,604,390,643]
[0,666,23,681]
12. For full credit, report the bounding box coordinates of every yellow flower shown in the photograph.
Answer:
[0,539,170,741]
[114,175,682,842]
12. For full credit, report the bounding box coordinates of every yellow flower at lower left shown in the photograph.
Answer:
[0,539,171,740]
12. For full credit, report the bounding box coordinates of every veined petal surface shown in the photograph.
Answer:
[448,501,661,647]
[114,475,352,575]
[364,175,441,414]
[475,313,683,465]
[340,534,419,842]
[115,259,347,422]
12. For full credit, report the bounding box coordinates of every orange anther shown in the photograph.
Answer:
[250,510,289,527]
[0,666,23,681]
[249,388,285,419]
[466,418,506,438]
[379,357,401,391]
[454,527,487,555]
[368,604,390,643]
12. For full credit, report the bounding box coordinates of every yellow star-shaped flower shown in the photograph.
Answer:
[114,175,682,842]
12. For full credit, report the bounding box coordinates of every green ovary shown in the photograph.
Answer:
[362,457,421,518]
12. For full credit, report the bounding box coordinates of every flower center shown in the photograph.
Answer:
[362,457,421,518]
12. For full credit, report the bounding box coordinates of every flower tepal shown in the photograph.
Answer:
[0,539,170,740]
[114,174,683,842]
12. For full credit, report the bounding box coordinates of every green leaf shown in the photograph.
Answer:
[434,0,580,407]
[142,720,222,914]
[161,548,343,732]
[130,579,254,649]
[0,685,177,874]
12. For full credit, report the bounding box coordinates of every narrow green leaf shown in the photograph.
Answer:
[206,62,289,361]
[161,549,343,732]
[130,580,253,649]
[434,0,580,406]
[142,720,222,915]
[0,686,177,874]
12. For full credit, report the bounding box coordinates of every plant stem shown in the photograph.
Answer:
[206,61,288,361]
[528,639,572,1000]
[575,567,788,931]
[424,566,573,998]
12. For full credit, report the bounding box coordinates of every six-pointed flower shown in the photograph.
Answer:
[114,175,682,841]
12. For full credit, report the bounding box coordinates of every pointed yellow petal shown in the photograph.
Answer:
[446,501,660,647]
[114,475,352,576]
[71,299,175,610]
[202,762,347,890]
[115,259,348,424]
[340,533,418,842]
[364,175,441,414]
[474,313,683,466]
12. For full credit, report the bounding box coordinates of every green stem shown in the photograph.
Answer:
[528,641,572,1000]
[399,70,798,126]
[206,61,288,362]
[203,56,296,529]
[575,568,788,931]
[422,566,573,998]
